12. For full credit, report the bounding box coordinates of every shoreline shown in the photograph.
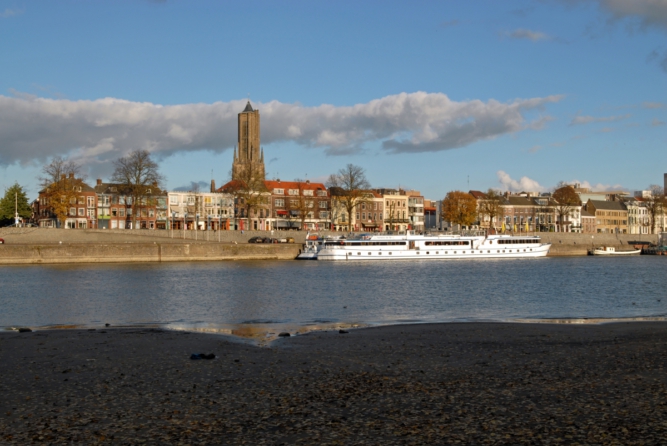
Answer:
[6,315,667,345]
[2,321,666,444]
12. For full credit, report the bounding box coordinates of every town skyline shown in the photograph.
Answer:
[1,1,666,200]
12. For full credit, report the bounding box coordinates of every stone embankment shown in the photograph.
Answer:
[0,228,659,263]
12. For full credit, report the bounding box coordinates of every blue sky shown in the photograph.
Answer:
[0,0,666,200]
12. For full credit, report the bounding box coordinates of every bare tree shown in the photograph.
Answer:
[477,189,503,233]
[644,185,666,234]
[39,156,83,189]
[326,164,371,231]
[552,182,581,232]
[223,160,267,229]
[110,150,164,229]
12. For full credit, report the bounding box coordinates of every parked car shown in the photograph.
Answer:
[247,236,264,243]
[285,237,295,243]
[0,238,4,244]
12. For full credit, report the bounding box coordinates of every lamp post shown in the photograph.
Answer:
[171,211,176,239]
[183,212,187,239]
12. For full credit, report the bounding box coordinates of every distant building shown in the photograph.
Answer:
[580,209,596,234]
[264,179,330,231]
[166,191,234,230]
[231,101,265,182]
[38,174,97,229]
[94,180,165,230]
[585,199,628,234]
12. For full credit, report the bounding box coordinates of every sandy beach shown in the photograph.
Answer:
[1,322,667,445]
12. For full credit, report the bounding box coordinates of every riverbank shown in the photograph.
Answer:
[0,228,658,263]
[1,322,666,444]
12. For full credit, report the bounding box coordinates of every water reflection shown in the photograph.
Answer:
[1,257,666,340]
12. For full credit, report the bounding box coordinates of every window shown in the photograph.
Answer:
[319,201,327,209]
[288,189,298,195]
[112,208,117,217]
[187,196,195,205]
[119,208,126,217]
[303,190,313,196]
[317,190,327,197]
[119,196,126,205]
[362,203,366,210]
[362,212,366,220]
[274,188,284,194]
[87,209,95,218]
[290,199,299,207]
[146,189,151,194]
[275,199,285,207]
[78,208,85,216]
[319,211,328,219]
[70,197,76,204]
[70,207,76,216]
[78,196,85,205]
[374,203,377,210]
[356,212,360,220]
[87,196,95,207]
[149,209,155,218]
[141,209,148,217]
[307,201,314,208]
[170,195,179,204]
[341,214,346,222]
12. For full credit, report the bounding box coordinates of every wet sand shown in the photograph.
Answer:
[1,322,667,445]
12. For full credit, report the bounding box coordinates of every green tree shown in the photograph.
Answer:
[0,183,32,226]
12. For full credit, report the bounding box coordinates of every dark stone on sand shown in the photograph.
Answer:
[17,328,32,333]
[278,332,291,337]
[339,329,349,334]
[105,323,110,327]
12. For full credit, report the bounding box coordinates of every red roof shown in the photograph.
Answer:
[264,180,327,195]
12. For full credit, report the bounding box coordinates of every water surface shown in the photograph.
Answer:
[1,257,665,338]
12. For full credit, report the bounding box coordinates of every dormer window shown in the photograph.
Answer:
[274,188,284,194]
[146,188,151,194]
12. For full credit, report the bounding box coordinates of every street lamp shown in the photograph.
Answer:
[171,211,177,238]
[183,212,187,239]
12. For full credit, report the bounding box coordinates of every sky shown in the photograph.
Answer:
[0,0,666,200]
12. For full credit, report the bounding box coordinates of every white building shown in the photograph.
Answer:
[166,191,234,230]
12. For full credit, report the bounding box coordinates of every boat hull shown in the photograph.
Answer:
[592,249,641,256]
[318,244,551,261]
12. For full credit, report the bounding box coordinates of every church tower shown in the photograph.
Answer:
[232,101,265,181]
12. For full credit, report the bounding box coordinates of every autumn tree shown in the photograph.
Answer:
[0,183,32,226]
[110,150,164,229]
[326,164,371,231]
[38,156,83,227]
[644,185,666,234]
[477,188,503,232]
[552,182,581,232]
[441,190,478,230]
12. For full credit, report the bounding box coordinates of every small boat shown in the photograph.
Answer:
[590,246,641,256]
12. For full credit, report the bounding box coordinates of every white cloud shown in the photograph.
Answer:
[570,180,625,191]
[0,8,23,18]
[497,171,546,192]
[508,28,550,41]
[0,92,564,175]
[643,101,665,108]
[569,113,631,125]
[652,118,665,126]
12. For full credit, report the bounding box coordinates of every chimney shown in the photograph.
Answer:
[210,179,216,193]
[96,179,102,186]
[68,173,74,179]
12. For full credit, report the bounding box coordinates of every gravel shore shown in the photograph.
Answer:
[2,322,667,445]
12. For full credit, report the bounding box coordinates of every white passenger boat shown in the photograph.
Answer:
[317,231,551,261]
[296,234,323,260]
[590,246,641,256]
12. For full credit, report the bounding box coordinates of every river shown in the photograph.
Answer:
[1,257,665,338]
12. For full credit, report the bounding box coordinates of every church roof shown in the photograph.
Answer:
[243,101,254,112]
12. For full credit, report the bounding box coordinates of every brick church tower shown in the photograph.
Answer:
[231,101,265,181]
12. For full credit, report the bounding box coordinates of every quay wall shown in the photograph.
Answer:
[0,243,301,265]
